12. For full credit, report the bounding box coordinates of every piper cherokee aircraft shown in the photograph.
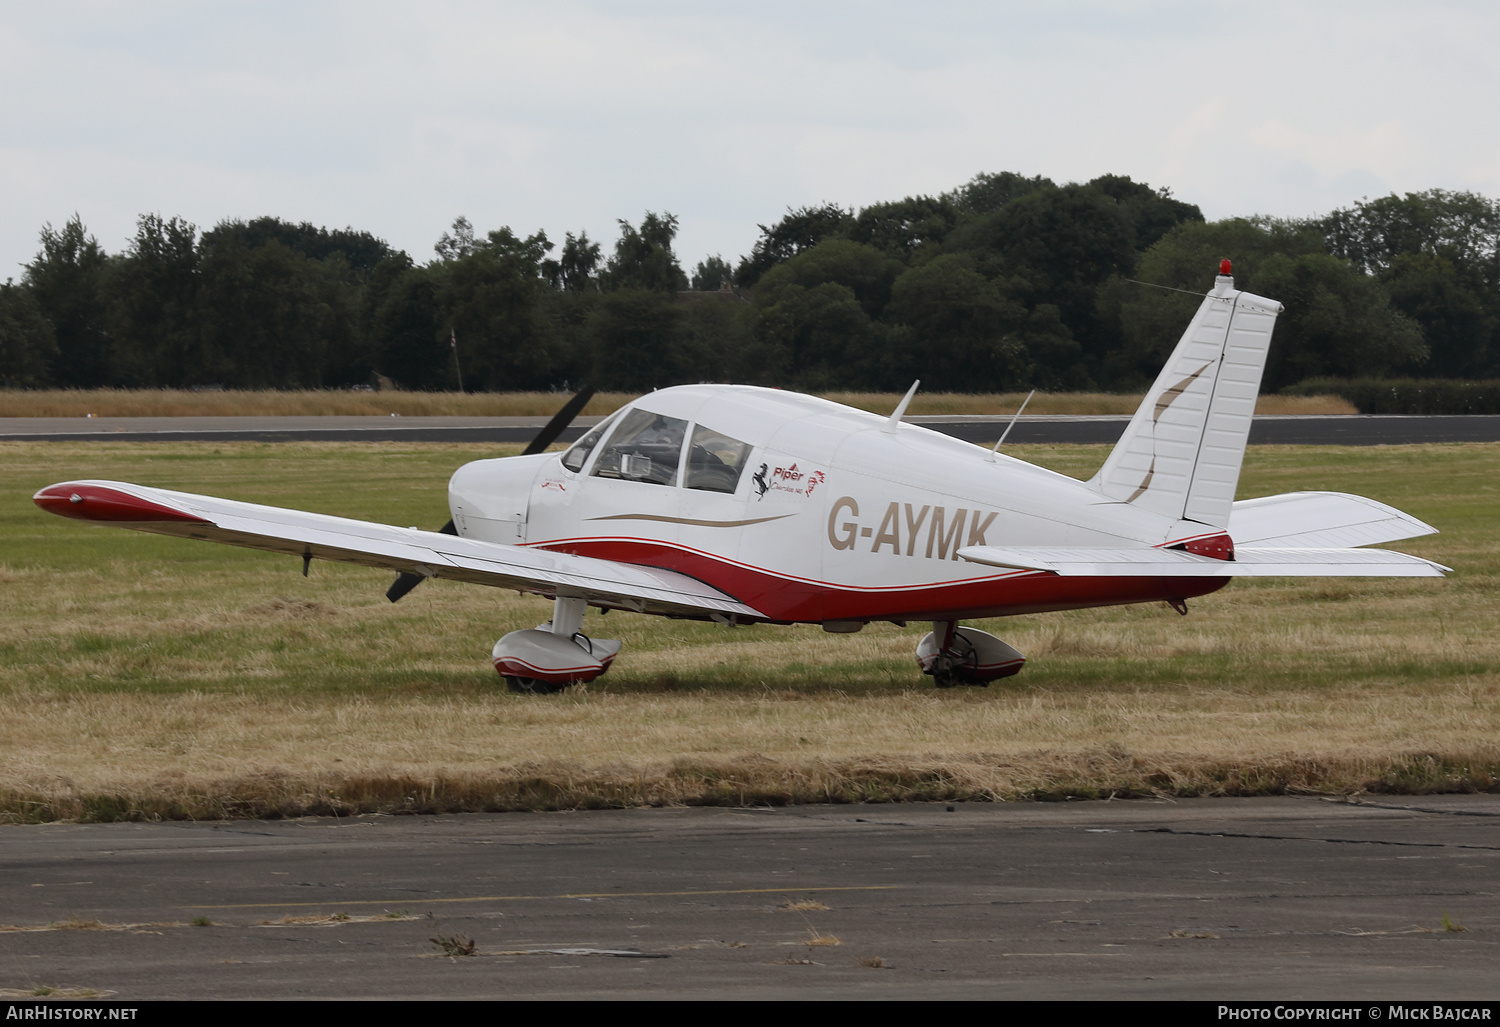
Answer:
[34,261,1447,692]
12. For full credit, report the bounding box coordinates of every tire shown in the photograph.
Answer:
[505,676,562,695]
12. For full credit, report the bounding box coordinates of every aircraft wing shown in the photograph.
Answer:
[33,481,764,620]
[1228,491,1438,548]
[956,544,1449,577]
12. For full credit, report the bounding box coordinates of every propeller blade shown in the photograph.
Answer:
[523,385,596,455]
[386,385,594,603]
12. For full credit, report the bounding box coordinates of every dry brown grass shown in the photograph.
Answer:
[0,388,1356,418]
[4,681,1499,821]
[0,389,636,419]
[0,988,115,999]
[0,919,182,932]
[827,392,1356,417]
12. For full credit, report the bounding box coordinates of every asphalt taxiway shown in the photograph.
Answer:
[3,797,1498,999]
[3,414,1499,445]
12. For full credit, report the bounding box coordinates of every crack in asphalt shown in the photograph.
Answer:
[1336,798,1500,818]
[1136,827,1500,851]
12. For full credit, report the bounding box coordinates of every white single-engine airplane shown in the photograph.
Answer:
[35,262,1447,691]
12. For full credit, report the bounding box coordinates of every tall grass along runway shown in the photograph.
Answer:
[5,413,1500,445]
[0,440,1494,822]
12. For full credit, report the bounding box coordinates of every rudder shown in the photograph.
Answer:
[1090,265,1283,529]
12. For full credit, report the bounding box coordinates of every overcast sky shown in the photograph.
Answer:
[2,1,1496,280]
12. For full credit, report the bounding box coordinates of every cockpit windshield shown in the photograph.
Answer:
[560,410,621,473]
[589,408,688,486]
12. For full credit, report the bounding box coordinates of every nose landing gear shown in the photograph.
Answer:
[916,621,1025,688]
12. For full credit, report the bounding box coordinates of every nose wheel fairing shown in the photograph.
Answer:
[916,623,1025,687]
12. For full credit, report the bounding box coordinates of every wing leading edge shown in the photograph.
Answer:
[33,481,764,621]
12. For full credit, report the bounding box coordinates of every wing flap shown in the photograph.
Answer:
[957,543,1448,577]
[34,481,763,619]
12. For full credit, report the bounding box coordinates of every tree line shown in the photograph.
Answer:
[2,175,1496,393]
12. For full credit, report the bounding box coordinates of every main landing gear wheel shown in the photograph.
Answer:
[930,631,981,689]
[504,676,564,695]
[916,623,1026,687]
[931,668,985,689]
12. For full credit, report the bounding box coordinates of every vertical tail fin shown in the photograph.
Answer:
[1090,266,1283,529]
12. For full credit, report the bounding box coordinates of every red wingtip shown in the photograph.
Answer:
[33,483,209,524]
[1219,258,1233,276]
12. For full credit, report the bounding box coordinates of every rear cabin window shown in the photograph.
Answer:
[685,425,752,494]
[590,408,688,486]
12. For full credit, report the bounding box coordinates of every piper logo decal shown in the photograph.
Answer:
[826,496,998,560]
[755,463,826,500]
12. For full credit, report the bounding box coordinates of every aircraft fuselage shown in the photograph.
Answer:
[447,385,1228,626]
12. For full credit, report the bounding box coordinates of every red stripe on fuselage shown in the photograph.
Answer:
[535,537,1228,622]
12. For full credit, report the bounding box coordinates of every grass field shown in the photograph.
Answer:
[0,389,1356,418]
[0,439,1493,821]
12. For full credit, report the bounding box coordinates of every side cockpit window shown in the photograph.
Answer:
[560,411,620,473]
[685,424,752,494]
[590,408,687,486]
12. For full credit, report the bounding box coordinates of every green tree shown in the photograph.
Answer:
[0,281,58,387]
[486,226,554,276]
[751,238,903,319]
[370,263,450,390]
[845,195,959,262]
[196,235,344,388]
[678,294,763,382]
[601,213,688,292]
[1318,191,1500,378]
[945,183,1134,383]
[1087,174,1204,253]
[691,255,734,291]
[434,216,484,261]
[24,215,114,386]
[1254,252,1427,389]
[543,231,602,292]
[941,171,1055,218]
[106,214,207,386]
[1319,190,1500,280]
[588,289,686,391]
[1114,218,1424,391]
[883,254,1030,391]
[207,216,396,278]
[1381,252,1495,377]
[753,281,889,390]
[734,203,852,287]
[438,248,560,391]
